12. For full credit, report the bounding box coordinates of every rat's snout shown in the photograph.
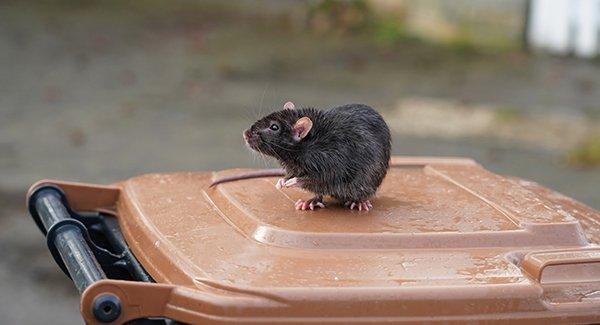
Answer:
[243,129,257,147]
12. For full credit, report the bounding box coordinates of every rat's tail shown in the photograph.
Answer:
[209,168,285,187]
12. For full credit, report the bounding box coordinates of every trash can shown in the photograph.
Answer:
[27,156,600,324]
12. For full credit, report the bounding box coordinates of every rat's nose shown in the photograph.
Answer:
[243,129,251,141]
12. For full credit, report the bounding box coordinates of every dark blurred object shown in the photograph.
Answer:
[307,0,370,34]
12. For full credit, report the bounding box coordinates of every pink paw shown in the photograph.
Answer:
[275,178,286,189]
[295,197,326,211]
[276,177,301,189]
[344,200,373,211]
[284,177,301,188]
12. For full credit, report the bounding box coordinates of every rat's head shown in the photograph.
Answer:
[243,101,312,159]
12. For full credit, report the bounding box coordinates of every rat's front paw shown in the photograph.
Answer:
[345,200,373,211]
[283,177,302,188]
[295,196,325,211]
[275,178,286,189]
[276,177,302,189]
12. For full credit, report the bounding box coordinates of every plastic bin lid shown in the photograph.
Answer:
[38,157,600,323]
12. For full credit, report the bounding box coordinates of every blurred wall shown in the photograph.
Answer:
[528,0,600,58]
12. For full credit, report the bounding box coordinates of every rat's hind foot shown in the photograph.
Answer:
[344,200,373,211]
[295,196,325,211]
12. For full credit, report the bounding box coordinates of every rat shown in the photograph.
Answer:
[210,101,391,211]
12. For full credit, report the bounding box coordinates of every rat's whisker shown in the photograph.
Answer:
[251,150,267,168]
[248,144,268,167]
[241,106,254,122]
[264,140,296,152]
[259,141,283,163]
[258,151,271,168]
[258,83,269,118]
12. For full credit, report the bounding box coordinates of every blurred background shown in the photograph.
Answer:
[2,0,600,323]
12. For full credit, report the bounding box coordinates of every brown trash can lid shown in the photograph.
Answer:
[44,157,600,323]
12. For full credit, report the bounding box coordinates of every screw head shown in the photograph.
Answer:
[92,293,121,323]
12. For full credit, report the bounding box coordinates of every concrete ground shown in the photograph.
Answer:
[2,2,600,324]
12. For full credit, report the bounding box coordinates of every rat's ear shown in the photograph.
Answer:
[283,101,295,110]
[293,117,313,141]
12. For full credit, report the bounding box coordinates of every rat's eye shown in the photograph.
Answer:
[269,123,279,131]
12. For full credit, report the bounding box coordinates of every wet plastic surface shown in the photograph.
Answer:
[29,157,600,324]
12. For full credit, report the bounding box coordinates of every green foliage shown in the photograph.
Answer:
[495,106,524,123]
[372,18,416,45]
[307,0,419,47]
[445,25,480,55]
[447,36,479,55]
[567,136,600,167]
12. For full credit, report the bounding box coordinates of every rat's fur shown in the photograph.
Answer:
[245,104,391,203]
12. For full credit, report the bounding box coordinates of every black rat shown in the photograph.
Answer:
[210,101,391,211]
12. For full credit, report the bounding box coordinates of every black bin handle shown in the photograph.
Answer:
[28,185,122,323]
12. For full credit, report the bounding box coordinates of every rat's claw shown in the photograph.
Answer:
[361,202,370,211]
[347,200,373,212]
[309,201,326,210]
[294,196,325,211]
[295,199,310,211]
[275,178,286,189]
[301,201,310,210]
